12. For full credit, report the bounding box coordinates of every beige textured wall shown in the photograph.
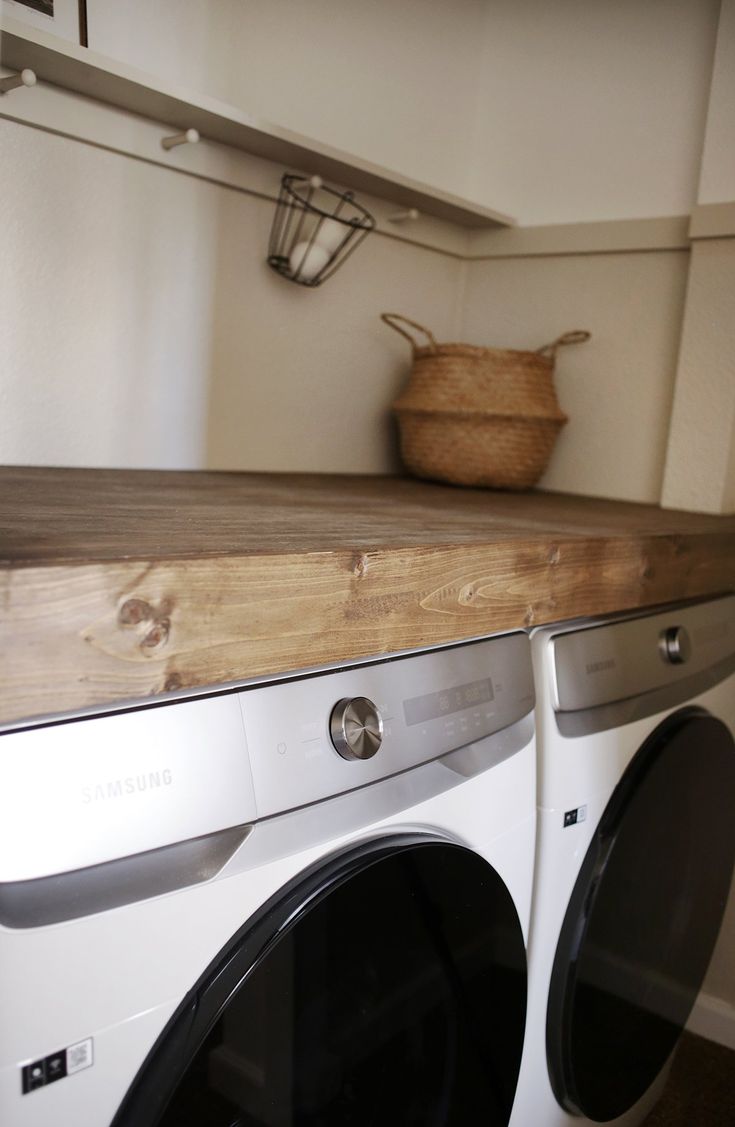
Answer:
[204,199,463,473]
[0,119,461,472]
[1,120,215,468]
[81,0,719,224]
[697,0,735,205]
[725,421,735,514]
[83,0,488,206]
[660,0,735,517]
[469,0,719,223]
[661,239,735,514]
[461,251,689,504]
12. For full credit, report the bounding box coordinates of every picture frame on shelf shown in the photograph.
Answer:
[0,0,83,45]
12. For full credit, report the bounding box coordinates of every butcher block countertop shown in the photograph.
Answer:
[2,466,734,729]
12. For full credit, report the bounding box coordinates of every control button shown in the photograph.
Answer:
[45,1052,67,1085]
[330,697,383,761]
[22,1060,46,1093]
[659,625,692,665]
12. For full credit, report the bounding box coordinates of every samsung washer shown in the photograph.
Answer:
[0,629,536,1127]
[511,594,735,1127]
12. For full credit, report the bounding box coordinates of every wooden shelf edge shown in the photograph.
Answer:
[1,536,733,731]
[1,466,733,729]
[0,19,515,229]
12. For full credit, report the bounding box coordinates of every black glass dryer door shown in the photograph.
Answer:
[547,709,735,1122]
[114,837,527,1127]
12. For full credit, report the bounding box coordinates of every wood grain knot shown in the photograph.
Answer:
[352,553,369,578]
[118,596,176,654]
[164,672,183,692]
[141,618,170,651]
[119,598,153,626]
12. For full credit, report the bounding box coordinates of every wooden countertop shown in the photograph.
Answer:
[2,466,734,728]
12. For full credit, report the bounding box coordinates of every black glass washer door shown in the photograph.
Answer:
[547,709,735,1122]
[114,837,527,1127]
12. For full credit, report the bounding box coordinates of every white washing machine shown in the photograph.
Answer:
[511,594,735,1127]
[0,629,537,1127]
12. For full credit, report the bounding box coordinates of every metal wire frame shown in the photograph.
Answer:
[267,174,375,287]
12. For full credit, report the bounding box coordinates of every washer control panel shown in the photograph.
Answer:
[0,631,534,879]
[239,630,534,818]
[551,595,735,713]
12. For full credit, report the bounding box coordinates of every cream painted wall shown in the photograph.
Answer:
[697,0,735,205]
[725,422,735,514]
[82,0,721,224]
[469,0,720,223]
[661,240,735,514]
[460,251,689,504]
[0,117,461,472]
[660,0,735,516]
[83,0,488,206]
[1,119,216,468]
[204,200,462,473]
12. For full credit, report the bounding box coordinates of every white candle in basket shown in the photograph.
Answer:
[289,240,329,281]
[314,218,348,254]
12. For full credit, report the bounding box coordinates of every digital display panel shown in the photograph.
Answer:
[403,678,494,726]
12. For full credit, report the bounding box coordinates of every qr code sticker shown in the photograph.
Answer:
[66,1039,93,1075]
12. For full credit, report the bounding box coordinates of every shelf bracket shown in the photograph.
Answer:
[0,68,37,95]
[161,127,200,151]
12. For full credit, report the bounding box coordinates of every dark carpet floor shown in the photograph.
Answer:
[642,1033,735,1126]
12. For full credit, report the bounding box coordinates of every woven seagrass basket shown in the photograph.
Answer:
[383,313,590,490]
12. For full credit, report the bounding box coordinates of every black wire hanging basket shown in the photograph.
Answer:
[267,174,376,287]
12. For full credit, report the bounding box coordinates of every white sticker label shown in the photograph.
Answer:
[66,1038,94,1075]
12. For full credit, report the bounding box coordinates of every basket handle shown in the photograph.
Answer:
[381,313,438,353]
[536,330,591,358]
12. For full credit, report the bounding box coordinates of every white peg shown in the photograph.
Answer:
[161,127,200,151]
[308,175,323,190]
[0,68,37,95]
[388,208,420,224]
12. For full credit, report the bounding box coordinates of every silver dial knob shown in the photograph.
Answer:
[330,697,383,761]
[659,625,692,665]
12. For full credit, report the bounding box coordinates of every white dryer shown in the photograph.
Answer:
[0,630,536,1127]
[512,594,735,1127]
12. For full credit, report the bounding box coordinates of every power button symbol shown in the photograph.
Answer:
[277,741,287,756]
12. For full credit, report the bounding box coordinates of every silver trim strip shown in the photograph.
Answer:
[0,711,534,928]
[440,712,534,777]
[556,654,735,738]
[551,595,735,713]
[220,713,535,881]
[0,825,251,929]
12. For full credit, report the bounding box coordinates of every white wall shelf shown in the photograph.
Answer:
[0,18,515,230]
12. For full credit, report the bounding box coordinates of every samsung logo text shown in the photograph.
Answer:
[81,769,174,804]
[585,658,616,675]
